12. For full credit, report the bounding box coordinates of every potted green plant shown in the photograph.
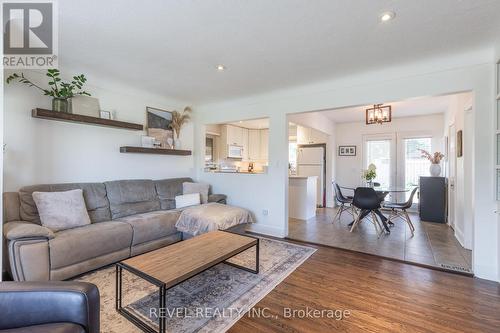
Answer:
[169,106,192,149]
[6,69,91,113]
[363,163,377,187]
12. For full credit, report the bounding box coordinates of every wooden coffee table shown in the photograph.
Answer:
[115,230,259,333]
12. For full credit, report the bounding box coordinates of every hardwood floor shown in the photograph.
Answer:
[229,242,500,333]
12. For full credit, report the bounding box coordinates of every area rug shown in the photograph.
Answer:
[75,237,316,333]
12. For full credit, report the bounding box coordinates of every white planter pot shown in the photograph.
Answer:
[429,164,441,177]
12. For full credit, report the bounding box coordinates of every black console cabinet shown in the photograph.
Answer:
[419,176,447,223]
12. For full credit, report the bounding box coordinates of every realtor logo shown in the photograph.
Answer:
[2,1,58,68]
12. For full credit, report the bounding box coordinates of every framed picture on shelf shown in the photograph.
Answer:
[339,145,356,156]
[100,110,111,119]
[146,106,174,148]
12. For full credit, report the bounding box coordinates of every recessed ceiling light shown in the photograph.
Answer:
[216,64,226,71]
[380,11,395,22]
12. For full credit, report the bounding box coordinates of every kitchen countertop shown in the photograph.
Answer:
[289,175,318,179]
[206,170,266,174]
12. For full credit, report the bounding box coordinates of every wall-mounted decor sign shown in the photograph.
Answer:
[339,145,356,156]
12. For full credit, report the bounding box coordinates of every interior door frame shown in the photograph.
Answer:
[362,133,397,189]
[448,123,457,229]
[297,143,327,207]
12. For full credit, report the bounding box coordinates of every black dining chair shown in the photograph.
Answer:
[333,183,354,223]
[350,187,385,236]
[383,187,419,236]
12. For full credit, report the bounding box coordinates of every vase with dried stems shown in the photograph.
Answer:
[170,106,192,149]
[419,149,445,176]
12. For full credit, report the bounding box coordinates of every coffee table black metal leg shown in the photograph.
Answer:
[223,239,260,274]
[116,263,165,333]
[159,285,166,333]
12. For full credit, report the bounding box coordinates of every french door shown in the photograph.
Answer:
[363,134,397,190]
[364,133,434,206]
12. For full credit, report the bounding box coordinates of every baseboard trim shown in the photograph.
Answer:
[454,227,466,248]
[247,223,286,238]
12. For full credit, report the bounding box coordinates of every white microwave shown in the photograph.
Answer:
[227,145,243,159]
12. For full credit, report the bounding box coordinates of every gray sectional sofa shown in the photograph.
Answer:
[2,178,227,281]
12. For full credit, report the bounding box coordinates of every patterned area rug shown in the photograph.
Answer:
[75,237,316,333]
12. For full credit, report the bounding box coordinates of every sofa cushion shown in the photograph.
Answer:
[19,183,110,225]
[183,182,210,204]
[154,178,193,210]
[104,180,160,219]
[175,193,201,209]
[49,221,132,269]
[32,190,91,231]
[115,210,181,246]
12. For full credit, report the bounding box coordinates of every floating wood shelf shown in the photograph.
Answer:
[32,108,144,130]
[120,146,192,155]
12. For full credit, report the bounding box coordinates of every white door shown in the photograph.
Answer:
[448,124,456,228]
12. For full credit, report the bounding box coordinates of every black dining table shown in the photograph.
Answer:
[339,185,411,233]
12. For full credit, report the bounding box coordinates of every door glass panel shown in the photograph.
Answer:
[366,140,391,188]
[404,138,431,202]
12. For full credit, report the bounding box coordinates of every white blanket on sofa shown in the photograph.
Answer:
[175,203,254,236]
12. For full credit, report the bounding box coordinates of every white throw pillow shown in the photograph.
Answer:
[175,193,201,209]
[183,182,210,204]
[32,189,91,231]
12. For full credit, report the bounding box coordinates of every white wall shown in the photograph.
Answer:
[444,93,474,249]
[3,68,195,191]
[335,114,444,188]
[288,112,336,207]
[194,49,498,281]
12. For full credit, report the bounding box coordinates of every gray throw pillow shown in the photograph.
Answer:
[183,182,210,204]
[32,189,91,231]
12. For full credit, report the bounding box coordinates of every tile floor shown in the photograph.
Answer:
[288,207,472,273]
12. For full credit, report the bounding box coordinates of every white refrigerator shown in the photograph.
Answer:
[297,146,325,207]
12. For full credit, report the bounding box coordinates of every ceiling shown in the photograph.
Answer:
[228,118,269,129]
[317,95,454,123]
[59,1,500,103]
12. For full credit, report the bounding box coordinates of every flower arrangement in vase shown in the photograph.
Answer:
[419,149,445,176]
[169,106,192,149]
[363,163,377,187]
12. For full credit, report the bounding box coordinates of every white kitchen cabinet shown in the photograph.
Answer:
[226,125,244,146]
[296,125,327,144]
[242,127,249,160]
[220,125,248,159]
[297,125,309,144]
[260,129,269,160]
[248,129,260,161]
[310,128,328,144]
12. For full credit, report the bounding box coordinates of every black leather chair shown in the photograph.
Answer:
[0,282,100,333]
[383,187,419,236]
[350,187,387,235]
[333,183,354,223]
